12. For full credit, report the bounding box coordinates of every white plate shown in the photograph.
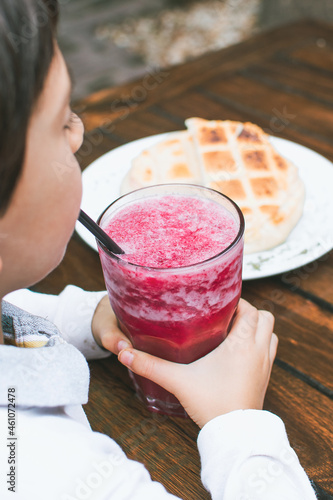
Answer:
[75,132,333,280]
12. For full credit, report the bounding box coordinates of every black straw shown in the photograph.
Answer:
[78,210,124,254]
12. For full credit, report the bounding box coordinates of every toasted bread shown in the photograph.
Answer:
[121,118,305,254]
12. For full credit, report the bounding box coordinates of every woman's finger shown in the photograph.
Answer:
[254,310,275,346]
[118,348,184,396]
[92,295,132,354]
[224,299,259,350]
[269,332,279,363]
[100,327,132,355]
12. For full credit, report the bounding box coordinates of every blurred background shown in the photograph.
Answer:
[58,0,333,101]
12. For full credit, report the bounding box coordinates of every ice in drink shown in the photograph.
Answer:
[98,184,244,417]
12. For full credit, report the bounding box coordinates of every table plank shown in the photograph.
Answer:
[265,365,333,494]
[76,20,333,133]
[239,59,333,104]
[85,357,209,500]
[279,251,333,306]
[33,19,333,499]
[83,356,333,497]
[242,280,333,393]
[204,74,333,141]
[144,85,333,160]
[288,42,333,72]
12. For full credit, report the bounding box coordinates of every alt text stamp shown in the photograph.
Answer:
[7,388,17,492]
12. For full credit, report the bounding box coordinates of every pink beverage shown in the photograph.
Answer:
[97,184,244,417]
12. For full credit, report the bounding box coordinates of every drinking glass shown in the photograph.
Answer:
[97,184,244,417]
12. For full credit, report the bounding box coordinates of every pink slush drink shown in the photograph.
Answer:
[97,184,244,417]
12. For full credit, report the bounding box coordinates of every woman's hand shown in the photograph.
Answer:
[118,299,278,428]
[91,295,132,354]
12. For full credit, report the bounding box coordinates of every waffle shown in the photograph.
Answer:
[121,118,305,254]
[121,131,201,194]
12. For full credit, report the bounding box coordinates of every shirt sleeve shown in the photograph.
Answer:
[197,409,317,500]
[4,286,110,360]
[0,405,181,500]
[0,406,317,500]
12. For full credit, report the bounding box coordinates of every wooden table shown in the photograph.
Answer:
[36,20,333,499]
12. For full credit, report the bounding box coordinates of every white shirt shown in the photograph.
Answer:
[0,286,317,499]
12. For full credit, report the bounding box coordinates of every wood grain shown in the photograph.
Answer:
[85,357,209,500]
[243,280,333,393]
[35,20,333,499]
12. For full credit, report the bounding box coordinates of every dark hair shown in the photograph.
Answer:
[0,0,59,215]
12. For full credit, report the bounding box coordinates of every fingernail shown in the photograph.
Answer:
[119,350,134,367]
[117,340,130,353]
